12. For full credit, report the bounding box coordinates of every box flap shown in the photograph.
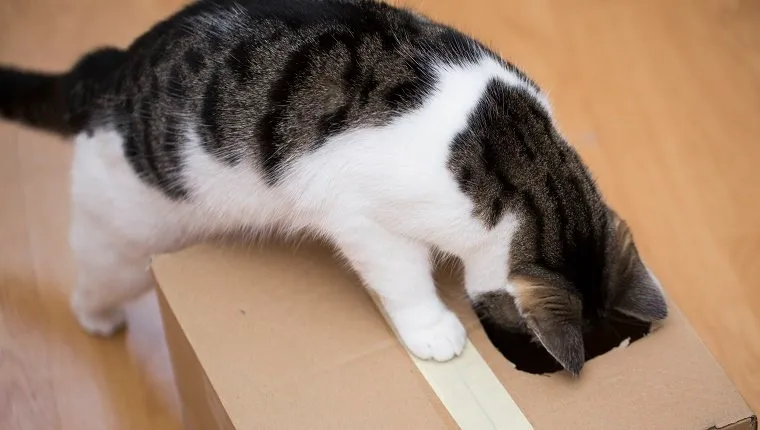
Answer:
[155,240,457,429]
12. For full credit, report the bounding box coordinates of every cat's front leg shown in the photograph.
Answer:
[332,222,466,361]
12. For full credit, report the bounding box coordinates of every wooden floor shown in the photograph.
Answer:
[1,0,758,428]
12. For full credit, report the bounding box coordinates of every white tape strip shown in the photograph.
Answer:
[411,338,534,430]
[371,295,533,430]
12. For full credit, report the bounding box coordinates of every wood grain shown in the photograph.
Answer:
[0,0,758,428]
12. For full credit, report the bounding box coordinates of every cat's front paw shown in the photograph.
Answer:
[395,309,467,362]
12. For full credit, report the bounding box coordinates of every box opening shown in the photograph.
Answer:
[479,313,653,375]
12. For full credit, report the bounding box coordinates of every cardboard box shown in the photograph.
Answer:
[153,239,756,429]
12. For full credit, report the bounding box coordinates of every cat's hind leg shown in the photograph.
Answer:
[67,128,189,336]
[69,217,155,336]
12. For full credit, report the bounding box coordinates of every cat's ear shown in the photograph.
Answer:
[608,209,668,322]
[614,262,668,322]
[512,274,585,376]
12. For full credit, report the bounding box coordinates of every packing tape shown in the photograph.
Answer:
[370,294,533,430]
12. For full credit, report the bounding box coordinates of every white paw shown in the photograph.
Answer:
[74,307,127,336]
[396,309,467,362]
[71,291,126,336]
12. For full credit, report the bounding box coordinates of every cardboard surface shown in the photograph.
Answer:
[154,240,756,429]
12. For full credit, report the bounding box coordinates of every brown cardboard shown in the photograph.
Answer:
[153,239,756,430]
[159,288,235,430]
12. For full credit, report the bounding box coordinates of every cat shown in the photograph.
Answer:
[0,0,667,375]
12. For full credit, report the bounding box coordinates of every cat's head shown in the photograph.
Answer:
[449,78,668,375]
[474,208,668,376]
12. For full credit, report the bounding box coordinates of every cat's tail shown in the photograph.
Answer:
[0,47,126,137]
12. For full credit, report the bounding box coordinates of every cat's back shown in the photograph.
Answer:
[74,0,551,250]
[166,0,491,182]
[106,0,472,197]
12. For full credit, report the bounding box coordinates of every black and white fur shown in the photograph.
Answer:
[0,0,667,375]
